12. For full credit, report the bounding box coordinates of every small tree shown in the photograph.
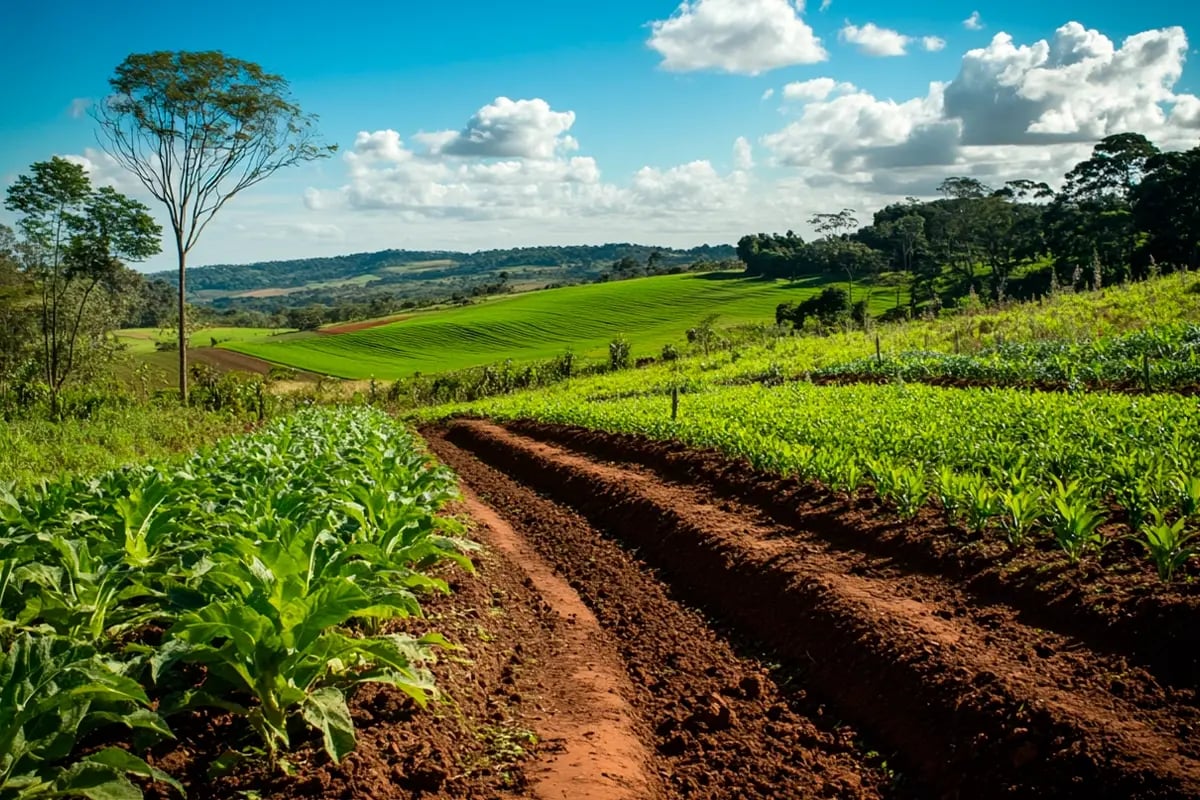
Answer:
[4,158,161,416]
[94,50,335,404]
[608,336,631,370]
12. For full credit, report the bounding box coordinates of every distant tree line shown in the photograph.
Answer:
[740,133,1200,321]
[171,242,737,296]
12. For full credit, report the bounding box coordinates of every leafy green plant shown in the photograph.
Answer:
[0,634,181,800]
[961,475,1001,536]
[1137,510,1198,581]
[1,406,474,776]
[998,488,1044,548]
[1173,471,1200,519]
[1048,478,1108,563]
[892,466,928,520]
[935,467,965,523]
[162,577,445,764]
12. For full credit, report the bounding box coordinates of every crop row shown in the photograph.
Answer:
[813,323,1200,391]
[0,407,470,798]
[452,382,1200,579]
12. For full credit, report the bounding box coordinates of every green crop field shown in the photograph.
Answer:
[116,326,292,354]
[225,272,893,379]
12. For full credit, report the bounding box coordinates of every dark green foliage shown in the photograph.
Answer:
[3,158,161,417]
[0,408,472,780]
[777,287,850,329]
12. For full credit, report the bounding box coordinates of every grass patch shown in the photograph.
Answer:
[0,405,250,489]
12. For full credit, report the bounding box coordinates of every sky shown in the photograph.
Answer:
[1,0,1198,272]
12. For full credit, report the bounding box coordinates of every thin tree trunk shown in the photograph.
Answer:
[177,235,188,405]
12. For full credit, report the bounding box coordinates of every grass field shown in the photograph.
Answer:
[225,272,894,379]
[116,326,292,354]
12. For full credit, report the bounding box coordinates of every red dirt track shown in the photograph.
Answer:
[426,419,1200,800]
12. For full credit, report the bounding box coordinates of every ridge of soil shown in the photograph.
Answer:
[459,491,657,799]
[505,419,1200,690]
[319,315,411,335]
[437,418,1200,800]
[426,428,908,800]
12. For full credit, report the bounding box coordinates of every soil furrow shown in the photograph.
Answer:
[427,428,908,800]
[437,418,1200,800]
[459,491,658,800]
[508,420,1200,692]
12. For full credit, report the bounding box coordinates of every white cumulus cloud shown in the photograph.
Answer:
[840,22,912,57]
[782,77,857,102]
[647,0,827,75]
[923,36,947,52]
[944,23,1194,147]
[964,11,984,31]
[417,97,577,160]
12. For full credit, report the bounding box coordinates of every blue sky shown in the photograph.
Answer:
[2,0,1198,271]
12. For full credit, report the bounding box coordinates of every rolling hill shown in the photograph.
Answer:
[153,242,738,311]
[224,271,899,379]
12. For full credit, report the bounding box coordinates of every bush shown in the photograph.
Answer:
[609,337,631,370]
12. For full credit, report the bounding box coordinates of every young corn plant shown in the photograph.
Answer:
[1173,471,1200,520]
[866,457,898,504]
[1048,478,1109,564]
[1137,509,1198,581]
[833,459,865,502]
[892,466,928,520]
[961,475,1002,537]
[998,487,1045,548]
[159,524,447,766]
[935,467,965,524]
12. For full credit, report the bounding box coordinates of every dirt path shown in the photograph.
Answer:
[429,419,1200,800]
[428,430,906,800]
[460,491,656,800]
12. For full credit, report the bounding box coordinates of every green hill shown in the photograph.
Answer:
[225,272,892,379]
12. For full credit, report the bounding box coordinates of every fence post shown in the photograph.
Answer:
[875,334,882,365]
[671,385,679,421]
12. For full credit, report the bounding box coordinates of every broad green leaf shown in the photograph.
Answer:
[300,687,357,763]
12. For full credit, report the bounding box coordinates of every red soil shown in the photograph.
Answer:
[318,315,410,335]
[430,418,1200,800]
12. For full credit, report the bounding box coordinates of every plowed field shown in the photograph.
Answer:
[419,419,1200,800]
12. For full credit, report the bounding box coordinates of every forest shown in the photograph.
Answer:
[739,133,1200,315]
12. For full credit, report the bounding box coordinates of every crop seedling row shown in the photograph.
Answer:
[0,407,472,798]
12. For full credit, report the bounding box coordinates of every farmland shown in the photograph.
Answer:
[0,408,477,797]
[12,276,1200,799]
[406,272,1200,798]
[115,327,293,354]
[224,272,893,378]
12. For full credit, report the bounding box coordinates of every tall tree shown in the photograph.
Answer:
[1059,133,1159,278]
[3,158,160,416]
[1133,146,1200,270]
[1063,133,1159,203]
[94,50,335,403]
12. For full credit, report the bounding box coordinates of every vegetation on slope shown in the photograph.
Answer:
[423,274,1200,581]
[226,272,898,379]
[0,408,469,795]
